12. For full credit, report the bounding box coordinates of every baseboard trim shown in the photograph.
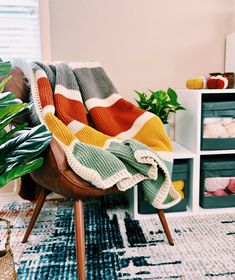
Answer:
[0,192,62,203]
[0,192,24,202]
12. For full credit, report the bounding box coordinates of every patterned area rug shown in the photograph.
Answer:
[0,196,235,280]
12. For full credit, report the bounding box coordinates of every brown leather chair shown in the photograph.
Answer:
[5,66,174,280]
[22,138,174,280]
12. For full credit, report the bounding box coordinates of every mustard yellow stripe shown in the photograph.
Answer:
[133,116,173,152]
[45,113,77,146]
[75,126,113,147]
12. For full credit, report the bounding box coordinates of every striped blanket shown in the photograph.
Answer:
[30,61,181,209]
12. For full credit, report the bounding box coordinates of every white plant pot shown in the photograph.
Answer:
[164,123,171,136]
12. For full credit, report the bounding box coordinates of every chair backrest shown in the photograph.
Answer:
[6,66,120,201]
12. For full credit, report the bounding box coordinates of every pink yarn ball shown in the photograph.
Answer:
[205,177,229,192]
[226,179,235,194]
[211,189,228,196]
[204,191,214,197]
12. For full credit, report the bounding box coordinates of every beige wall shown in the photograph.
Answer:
[2,1,235,196]
[0,182,14,193]
[49,0,235,102]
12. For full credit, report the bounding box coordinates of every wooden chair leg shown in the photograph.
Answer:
[157,209,174,246]
[22,187,50,243]
[74,199,86,280]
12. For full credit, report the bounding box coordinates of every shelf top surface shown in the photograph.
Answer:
[177,88,235,94]
[172,141,195,159]
[200,149,235,155]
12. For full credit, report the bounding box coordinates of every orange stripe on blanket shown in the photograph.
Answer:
[89,99,145,136]
[133,116,173,152]
[37,77,54,108]
[54,95,88,125]
[74,125,113,147]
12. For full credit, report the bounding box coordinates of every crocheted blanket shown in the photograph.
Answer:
[30,61,181,209]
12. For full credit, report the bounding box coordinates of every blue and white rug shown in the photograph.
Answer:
[0,196,234,280]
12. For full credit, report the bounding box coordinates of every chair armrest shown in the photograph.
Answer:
[49,138,68,172]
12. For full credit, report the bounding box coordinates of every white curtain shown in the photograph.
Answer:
[0,0,41,62]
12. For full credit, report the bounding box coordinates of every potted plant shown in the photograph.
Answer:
[135,88,185,134]
[0,59,52,188]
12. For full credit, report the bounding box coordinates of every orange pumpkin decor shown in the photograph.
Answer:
[206,75,228,89]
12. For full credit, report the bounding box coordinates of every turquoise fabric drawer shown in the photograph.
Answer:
[200,157,235,208]
[138,159,189,214]
[201,101,235,150]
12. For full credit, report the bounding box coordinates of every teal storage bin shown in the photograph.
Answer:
[138,159,189,214]
[201,101,235,150]
[200,157,235,208]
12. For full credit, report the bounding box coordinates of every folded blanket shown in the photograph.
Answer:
[30,61,180,209]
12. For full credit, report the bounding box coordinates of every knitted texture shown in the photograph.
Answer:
[30,61,181,209]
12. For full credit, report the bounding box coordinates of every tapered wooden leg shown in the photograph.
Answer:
[22,187,50,243]
[157,209,174,246]
[74,200,86,280]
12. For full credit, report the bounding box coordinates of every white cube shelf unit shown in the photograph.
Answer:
[175,88,235,215]
[127,88,235,220]
[126,141,197,220]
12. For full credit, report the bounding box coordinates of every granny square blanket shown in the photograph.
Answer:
[30,61,180,209]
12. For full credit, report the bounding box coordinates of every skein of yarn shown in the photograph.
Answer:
[173,180,185,199]
[225,122,235,138]
[204,191,214,197]
[205,177,229,192]
[210,189,228,196]
[226,178,235,194]
[203,123,228,138]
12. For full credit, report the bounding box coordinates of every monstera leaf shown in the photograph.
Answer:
[0,61,11,78]
[0,122,28,145]
[0,158,44,188]
[0,59,52,188]
[0,124,51,163]
[0,102,29,131]
[0,61,12,93]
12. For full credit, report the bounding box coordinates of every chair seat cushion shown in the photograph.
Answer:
[30,138,120,199]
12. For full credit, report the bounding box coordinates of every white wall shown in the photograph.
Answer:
[49,0,235,102]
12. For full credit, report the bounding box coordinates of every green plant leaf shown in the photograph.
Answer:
[0,59,52,189]
[0,106,29,131]
[176,105,185,110]
[0,92,16,104]
[0,124,52,161]
[134,90,150,110]
[0,129,7,147]
[164,100,178,107]
[4,135,52,164]
[135,91,147,102]
[167,88,177,102]
[0,61,12,78]
[0,99,23,106]
[0,158,44,188]
[0,103,27,120]
[0,75,12,93]
[134,87,185,124]
[0,123,28,145]
[158,90,168,102]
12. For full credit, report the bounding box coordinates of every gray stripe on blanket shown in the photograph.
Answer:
[73,67,118,101]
